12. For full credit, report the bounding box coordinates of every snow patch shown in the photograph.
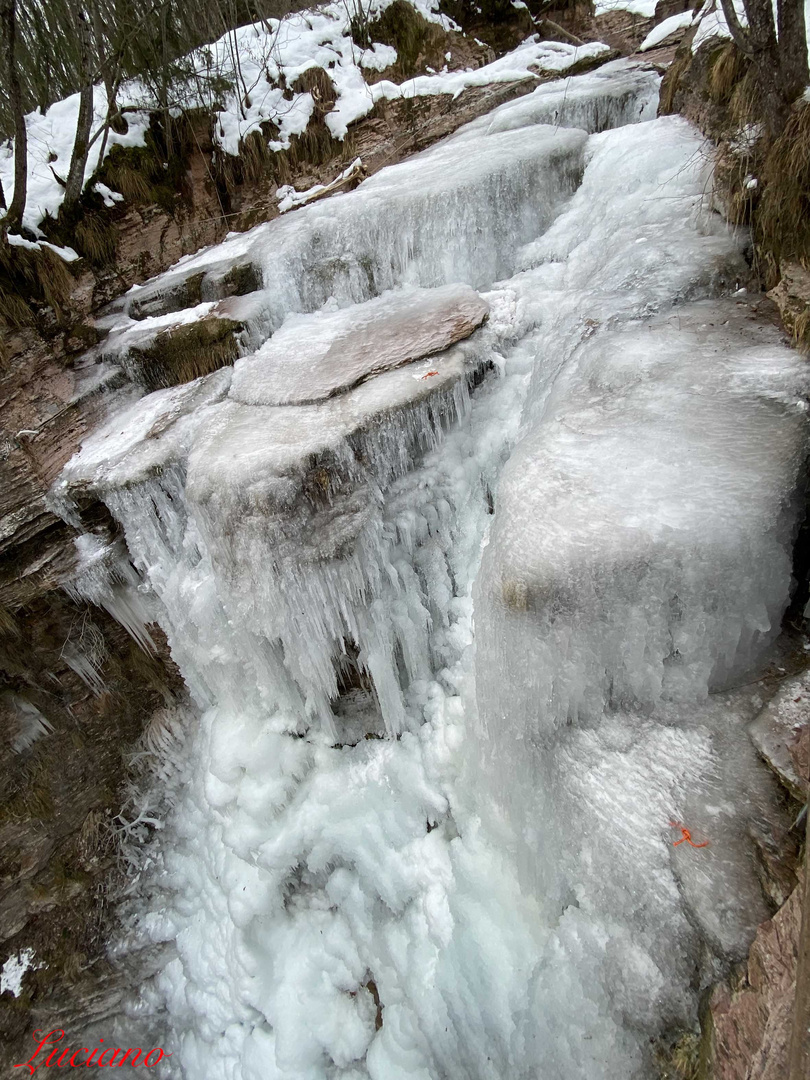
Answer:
[594,0,657,17]
[0,949,40,997]
[640,9,694,50]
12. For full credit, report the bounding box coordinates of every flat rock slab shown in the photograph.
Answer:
[57,288,490,541]
[229,284,489,406]
[749,670,810,801]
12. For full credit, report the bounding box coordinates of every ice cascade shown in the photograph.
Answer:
[53,59,809,1080]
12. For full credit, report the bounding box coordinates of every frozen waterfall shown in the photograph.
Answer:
[53,58,809,1080]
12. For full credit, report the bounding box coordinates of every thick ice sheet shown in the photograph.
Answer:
[116,122,588,334]
[449,58,659,142]
[57,368,232,495]
[473,300,808,905]
[104,60,658,334]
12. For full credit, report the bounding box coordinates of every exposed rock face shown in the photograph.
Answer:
[0,594,181,1074]
[699,675,809,1080]
[749,670,810,803]
[705,866,805,1080]
[768,264,810,354]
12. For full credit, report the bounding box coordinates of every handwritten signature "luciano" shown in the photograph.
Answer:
[15,1030,170,1073]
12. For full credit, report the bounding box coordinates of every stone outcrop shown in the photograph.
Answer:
[768,264,810,355]
[230,284,489,406]
[705,865,806,1080]
[700,676,809,1080]
[749,671,810,803]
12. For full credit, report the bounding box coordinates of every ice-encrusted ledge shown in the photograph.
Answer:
[54,284,494,734]
[229,284,489,406]
[57,285,490,508]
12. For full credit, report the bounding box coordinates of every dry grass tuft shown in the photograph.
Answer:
[792,307,810,351]
[658,48,692,116]
[355,0,446,80]
[239,129,272,183]
[0,239,75,330]
[708,42,749,106]
[757,100,810,276]
[104,161,153,203]
[73,214,118,266]
[653,1031,702,1080]
[130,316,241,390]
[291,65,337,116]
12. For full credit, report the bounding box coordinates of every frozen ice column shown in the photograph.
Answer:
[473,301,810,900]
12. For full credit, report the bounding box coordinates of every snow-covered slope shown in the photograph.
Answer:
[0,0,607,237]
[53,57,808,1080]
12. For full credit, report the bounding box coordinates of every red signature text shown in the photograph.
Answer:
[14,1030,171,1073]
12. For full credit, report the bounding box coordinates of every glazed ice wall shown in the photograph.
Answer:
[470,121,810,974]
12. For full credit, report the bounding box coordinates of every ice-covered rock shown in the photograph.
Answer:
[749,670,810,800]
[58,284,492,737]
[99,122,588,342]
[477,302,809,745]
[56,368,232,497]
[449,58,659,142]
[188,331,488,578]
[230,284,489,406]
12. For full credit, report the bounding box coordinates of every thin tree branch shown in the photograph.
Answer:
[719,0,754,56]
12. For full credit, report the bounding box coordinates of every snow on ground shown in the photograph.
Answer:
[640,9,694,50]
[323,37,609,139]
[593,0,657,17]
[0,85,150,237]
[0,0,607,236]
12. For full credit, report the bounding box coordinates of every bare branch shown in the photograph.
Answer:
[719,0,754,56]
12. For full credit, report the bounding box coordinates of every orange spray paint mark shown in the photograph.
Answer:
[669,821,709,848]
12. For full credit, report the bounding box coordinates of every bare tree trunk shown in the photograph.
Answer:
[64,5,95,211]
[722,0,808,135]
[777,0,809,103]
[1,0,28,232]
[743,0,790,133]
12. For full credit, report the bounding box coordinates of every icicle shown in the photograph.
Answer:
[63,534,156,654]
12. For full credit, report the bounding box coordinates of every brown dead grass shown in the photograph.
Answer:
[708,41,749,107]
[758,100,810,277]
[131,316,241,390]
[0,240,74,330]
